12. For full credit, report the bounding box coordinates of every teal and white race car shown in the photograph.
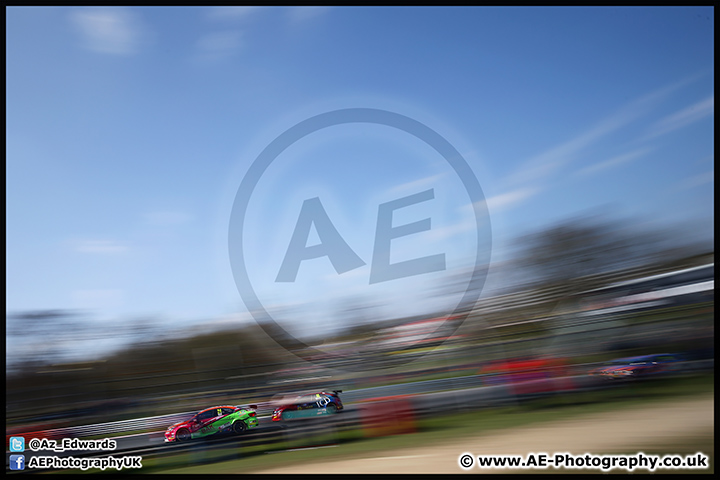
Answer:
[271,391,343,422]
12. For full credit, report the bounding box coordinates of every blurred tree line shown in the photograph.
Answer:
[505,213,712,295]
[5,317,297,424]
[6,213,713,424]
[463,213,712,339]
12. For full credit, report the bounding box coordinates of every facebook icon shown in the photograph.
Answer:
[9,454,25,470]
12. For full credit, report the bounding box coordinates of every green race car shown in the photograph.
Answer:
[164,405,258,442]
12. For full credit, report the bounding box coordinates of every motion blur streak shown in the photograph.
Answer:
[7,219,713,449]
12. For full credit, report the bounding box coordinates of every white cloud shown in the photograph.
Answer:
[286,6,331,25]
[206,6,262,22]
[676,170,714,191]
[195,7,328,62]
[75,239,128,254]
[421,217,477,242]
[69,7,146,55]
[506,76,699,188]
[508,108,645,187]
[194,30,243,61]
[574,147,653,177]
[143,210,194,226]
[195,7,265,64]
[385,173,448,196]
[642,95,714,140]
[479,187,539,213]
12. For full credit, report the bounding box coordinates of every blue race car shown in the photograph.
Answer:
[590,353,681,379]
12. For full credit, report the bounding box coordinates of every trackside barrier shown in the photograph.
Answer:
[7,366,708,445]
[510,376,577,397]
[359,396,416,437]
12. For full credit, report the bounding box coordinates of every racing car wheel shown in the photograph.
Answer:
[232,421,247,434]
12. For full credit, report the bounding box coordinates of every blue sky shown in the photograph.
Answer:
[6,7,714,352]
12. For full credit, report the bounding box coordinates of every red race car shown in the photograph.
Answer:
[164,405,258,442]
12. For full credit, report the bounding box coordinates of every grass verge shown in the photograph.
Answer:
[143,372,713,474]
